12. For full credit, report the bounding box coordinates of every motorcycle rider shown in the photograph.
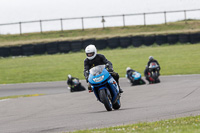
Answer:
[144,56,161,81]
[67,74,85,92]
[126,67,136,81]
[67,74,74,86]
[126,67,146,85]
[67,74,77,90]
[84,44,123,93]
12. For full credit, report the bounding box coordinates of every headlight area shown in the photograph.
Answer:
[93,75,104,82]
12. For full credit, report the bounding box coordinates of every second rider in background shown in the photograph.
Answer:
[144,56,161,82]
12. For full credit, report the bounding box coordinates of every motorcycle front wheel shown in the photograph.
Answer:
[99,89,112,111]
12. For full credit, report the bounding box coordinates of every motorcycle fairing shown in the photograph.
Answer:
[132,71,141,80]
[89,68,110,85]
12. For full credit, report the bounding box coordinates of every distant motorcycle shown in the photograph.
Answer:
[126,71,146,86]
[67,78,86,92]
[88,65,121,111]
[148,62,160,84]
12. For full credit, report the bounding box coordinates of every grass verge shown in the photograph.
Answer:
[0,20,200,46]
[0,94,44,100]
[70,115,200,133]
[0,43,200,84]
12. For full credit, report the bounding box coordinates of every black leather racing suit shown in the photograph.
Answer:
[126,69,136,81]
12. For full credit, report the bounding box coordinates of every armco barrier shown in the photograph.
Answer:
[46,42,58,54]
[34,43,46,55]
[10,46,22,56]
[22,44,35,56]
[156,35,168,45]
[0,47,10,57]
[94,39,107,50]
[82,39,96,49]
[179,34,190,44]
[167,34,179,44]
[58,41,71,53]
[190,33,200,44]
[119,36,131,48]
[107,37,120,48]
[144,35,155,46]
[70,40,82,52]
[131,36,144,47]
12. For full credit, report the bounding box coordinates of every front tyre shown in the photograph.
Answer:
[99,89,112,111]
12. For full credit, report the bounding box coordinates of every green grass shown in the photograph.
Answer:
[0,43,199,84]
[0,94,44,100]
[71,115,200,133]
[0,20,200,47]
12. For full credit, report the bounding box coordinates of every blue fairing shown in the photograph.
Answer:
[88,68,110,85]
[88,65,119,104]
[107,77,119,103]
[132,71,141,80]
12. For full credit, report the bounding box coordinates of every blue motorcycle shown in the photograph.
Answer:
[126,71,146,86]
[88,65,121,111]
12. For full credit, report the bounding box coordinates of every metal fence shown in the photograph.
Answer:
[0,9,200,35]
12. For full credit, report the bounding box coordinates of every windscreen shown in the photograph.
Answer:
[149,62,159,68]
[89,65,105,76]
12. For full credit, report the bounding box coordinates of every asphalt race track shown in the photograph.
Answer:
[0,74,200,133]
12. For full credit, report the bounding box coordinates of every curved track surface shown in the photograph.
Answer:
[0,74,200,133]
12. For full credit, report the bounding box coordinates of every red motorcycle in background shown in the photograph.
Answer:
[148,62,160,84]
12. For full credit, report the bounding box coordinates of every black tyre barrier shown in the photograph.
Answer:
[58,41,71,53]
[167,34,179,44]
[144,35,155,46]
[82,39,96,49]
[190,33,200,44]
[70,40,82,52]
[107,37,120,49]
[34,43,46,55]
[10,46,22,56]
[156,35,168,45]
[22,44,35,56]
[94,39,107,50]
[179,34,190,44]
[1,32,200,58]
[131,36,144,47]
[0,47,10,57]
[46,42,58,54]
[119,36,131,48]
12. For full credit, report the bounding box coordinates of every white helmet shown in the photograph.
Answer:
[149,56,154,61]
[85,44,97,60]
[126,67,131,71]
[68,74,72,79]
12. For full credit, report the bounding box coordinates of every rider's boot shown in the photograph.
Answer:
[158,71,160,76]
[88,84,93,92]
[118,85,123,93]
[111,72,123,93]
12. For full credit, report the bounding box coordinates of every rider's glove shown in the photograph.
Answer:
[108,68,114,72]
[105,63,110,69]
[105,63,113,72]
